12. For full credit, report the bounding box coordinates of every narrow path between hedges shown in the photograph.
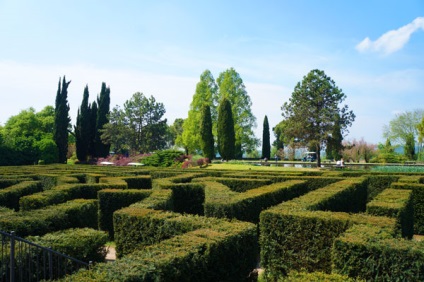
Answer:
[105,246,116,261]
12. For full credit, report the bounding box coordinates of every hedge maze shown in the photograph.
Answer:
[1,165,424,281]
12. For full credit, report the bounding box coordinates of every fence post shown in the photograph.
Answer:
[10,231,15,282]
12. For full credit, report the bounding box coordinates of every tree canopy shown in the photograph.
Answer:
[102,92,168,154]
[281,69,355,166]
[200,105,215,160]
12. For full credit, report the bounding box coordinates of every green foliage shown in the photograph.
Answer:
[262,115,271,159]
[0,199,98,237]
[217,97,235,160]
[0,181,42,210]
[36,138,58,164]
[95,82,111,157]
[383,109,423,145]
[333,224,424,281]
[182,70,218,154]
[141,149,185,167]
[281,69,355,166]
[75,85,91,162]
[98,189,152,239]
[200,104,215,160]
[217,68,259,157]
[27,228,108,263]
[104,92,168,154]
[54,76,71,163]
[405,132,416,160]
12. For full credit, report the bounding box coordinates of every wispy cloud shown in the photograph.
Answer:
[356,17,424,55]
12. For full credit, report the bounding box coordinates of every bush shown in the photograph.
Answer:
[140,150,185,167]
[27,228,108,263]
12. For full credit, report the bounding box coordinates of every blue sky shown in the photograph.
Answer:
[0,0,423,145]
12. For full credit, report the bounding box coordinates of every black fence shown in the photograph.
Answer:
[0,230,90,282]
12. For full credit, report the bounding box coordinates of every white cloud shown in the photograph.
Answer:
[356,17,424,55]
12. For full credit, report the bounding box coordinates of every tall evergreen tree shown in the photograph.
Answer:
[88,101,98,158]
[217,68,258,158]
[217,98,235,160]
[404,133,416,160]
[75,85,90,162]
[53,76,71,163]
[325,114,343,160]
[262,115,271,159]
[95,82,111,157]
[200,105,214,161]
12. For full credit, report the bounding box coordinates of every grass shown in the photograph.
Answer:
[371,165,424,173]
[205,162,317,172]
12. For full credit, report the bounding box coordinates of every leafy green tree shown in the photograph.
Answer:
[182,70,218,154]
[383,110,423,145]
[262,115,270,159]
[200,105,215,160]
[217,68,258,158]
[1,107,57,165]
[95,82,111,157]
[404,133,416,160]
[169,118,185,150]
[272,121,285,150]
[75,85,91,162]
[54,76,71,163]
[281,69,355,167]
[103,92,168,153]
[100,106,131,154]
[217,97,235,160]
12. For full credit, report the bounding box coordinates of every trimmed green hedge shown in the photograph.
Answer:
[366,188,414,238]
[0,181,42,210]
[391,182,424,234]
[19,182,127,211]
[27,228,108,263]
[204,180,307,222]
[0,199,98,237]
[64,218,257,281]
[98,189,152,239]
[333,224,424,281]
[259,177,396,280]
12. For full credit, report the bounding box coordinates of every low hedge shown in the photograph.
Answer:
[0,199,98,237]
[259,177,397,280]
[391,182,424,234]
[27,228,108,263]
[281,270,361,282]
[333,224,424,281]
[63,220,257,281]
[366,188,414,238]
[0,181,42,210]
[204,180,306,223]
[98,189,152,239]
[19,182,127,211]
[121,175,152,189]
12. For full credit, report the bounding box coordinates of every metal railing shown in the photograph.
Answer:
[1,230,90,282]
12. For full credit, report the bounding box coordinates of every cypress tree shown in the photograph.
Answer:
[88,101,98,158]
[53,76,71,163]
[75,85,90,162]
[200,104,214,161]
[95,82,111,157]
[217,97,235,161]
[262,115,271,159]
